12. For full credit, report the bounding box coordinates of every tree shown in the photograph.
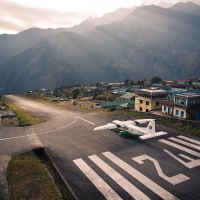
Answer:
[72,89,80,99]
[150,76,162,86]
[137,80,145,87]
[92,93,98,100]
[53,89,60,97]
[124,79,134,86]
[94,95,107,101]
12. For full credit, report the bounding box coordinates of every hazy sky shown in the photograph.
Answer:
[0,0,196,34]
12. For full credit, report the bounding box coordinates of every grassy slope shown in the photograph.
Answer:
[4,98,44,125]
[7,152,61,200]
[0,194,3,200]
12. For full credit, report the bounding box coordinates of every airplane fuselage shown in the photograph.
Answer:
[113,126,143,138]
[94,119,167,140]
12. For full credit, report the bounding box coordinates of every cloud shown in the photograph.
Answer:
[0,19,23,32]
[0,0,91,33]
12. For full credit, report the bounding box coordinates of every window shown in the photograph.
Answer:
[146,101,149,105]
[164,105,166,111]
[181,111,185,118]
[146,109,149,112]
[156,102,159,106]
[140,100,143,104]
[140,107,142,111]
[175,110,179,116]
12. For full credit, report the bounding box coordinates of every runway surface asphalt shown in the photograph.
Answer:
[0,95,200,200]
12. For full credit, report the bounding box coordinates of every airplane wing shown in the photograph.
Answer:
[93,123,117,131]
[134,119,155,124]
[140,131,167,140]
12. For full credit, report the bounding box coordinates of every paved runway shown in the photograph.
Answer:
[0,95,200,200]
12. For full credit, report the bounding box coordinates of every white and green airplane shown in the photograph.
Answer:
[93,119,167,140]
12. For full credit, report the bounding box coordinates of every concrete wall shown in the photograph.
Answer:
[162,105,187,119]
[34,148,78,200]
[162,105,173,115]
[1,116,18,126]
[135,97,162,112]
[173,107,187,119]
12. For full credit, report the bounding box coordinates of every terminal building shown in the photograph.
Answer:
[135,88,168,112]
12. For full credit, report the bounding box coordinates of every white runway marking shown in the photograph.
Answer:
[159,139,200,158]
[73,159,122,200]
[0,117,77,141]
[26,128,43,148]
[177,135,200,145]
[0,135,29,141]
[28,133,43,148]
[103,152,179,200]
[35,117,77,136]
[164,149,200,169]
[169,137,200,151]
[76,116,95,125]
[133,155,189,185]
[89,155,150,200]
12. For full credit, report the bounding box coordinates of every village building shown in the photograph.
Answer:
[162,91,200,120]
[118,92,135,102]
[135,88,168,112]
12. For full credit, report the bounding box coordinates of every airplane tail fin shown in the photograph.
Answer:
[147,120,155,134]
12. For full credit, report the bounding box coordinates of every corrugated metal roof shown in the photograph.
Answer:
[175,90,200,98]
[140,88,167,93]
[100,101,127,108]
[119,92,135,99]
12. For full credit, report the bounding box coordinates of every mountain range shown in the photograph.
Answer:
[0,2,200,94]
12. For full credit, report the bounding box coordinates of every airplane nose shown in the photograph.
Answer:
[93,127,101,131]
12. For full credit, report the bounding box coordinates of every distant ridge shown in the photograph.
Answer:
[0,2,200,94]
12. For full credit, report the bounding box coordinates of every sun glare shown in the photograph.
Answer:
[1,0,152,33]
[8,0,143,14]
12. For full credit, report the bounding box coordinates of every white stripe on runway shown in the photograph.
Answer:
[73,158,122,200]
[89,155,150,200]
[103,152,179,200]
[132,154,189,185]
[164,149,200,169]
[26,128,43,148]
[159,139,200,158]
[177,135,200,145]
[28,134,43,148]
[0,117,77,141]
[169,137,200,151]
[76,116,95,125]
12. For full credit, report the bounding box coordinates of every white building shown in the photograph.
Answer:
[162,91,200,120]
